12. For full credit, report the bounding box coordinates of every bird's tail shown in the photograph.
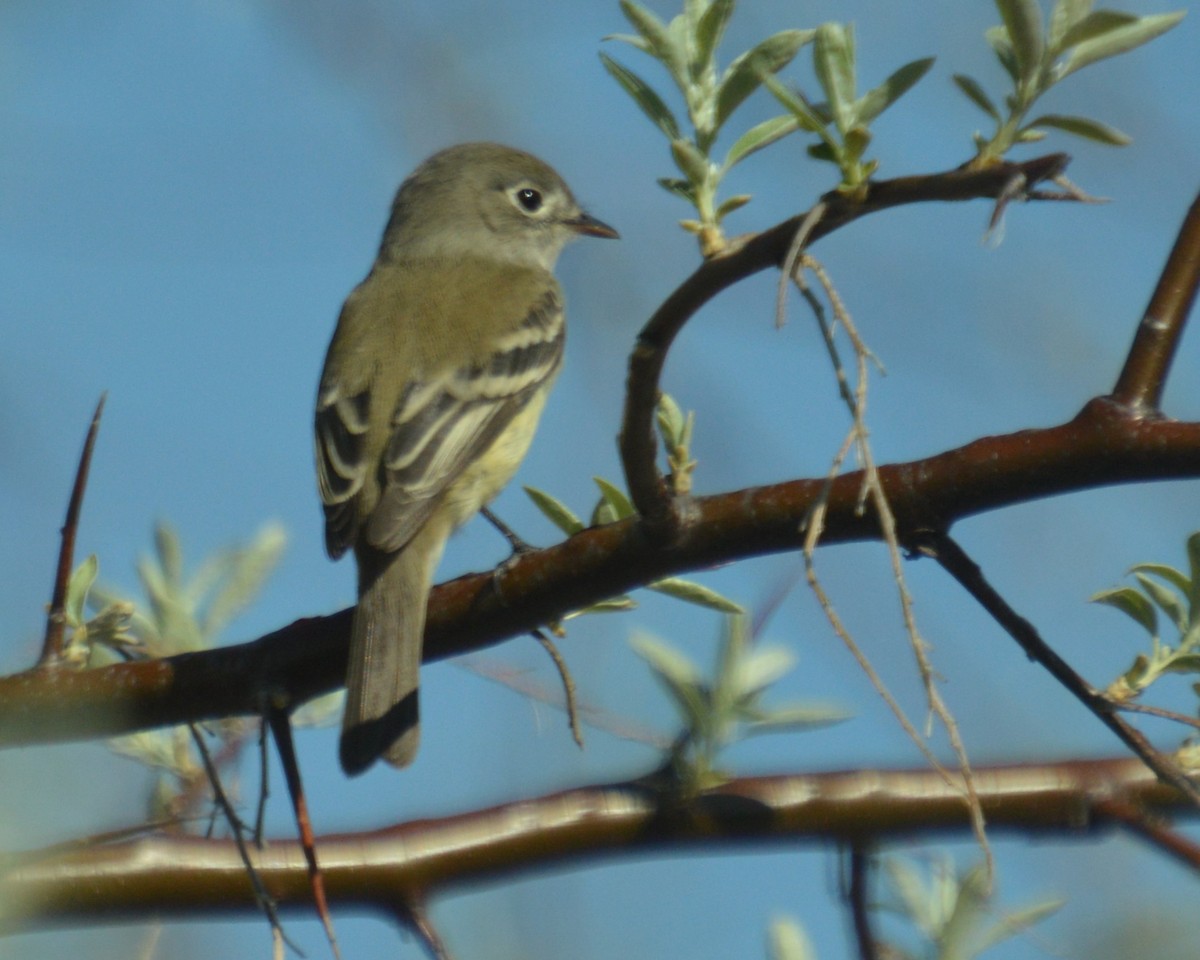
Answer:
[339,530,444,775]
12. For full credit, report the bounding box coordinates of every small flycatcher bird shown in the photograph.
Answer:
[315,142,617,775]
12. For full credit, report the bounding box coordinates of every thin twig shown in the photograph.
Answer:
[459,656,670,748]
[266,703,341,960]
[917,530,1200,808]
[407,897,454,960]
[847,846,879,960]
[775,202,827,330]
[188,723,303,956]
[532,629,583,748]
[255,715,271,846]
[619,154,1070,530]
[794,258,991,876]
[1115,700,1200,731]
[481,505,536,555]
[1096,796,1200,873]
[40,394,107,667]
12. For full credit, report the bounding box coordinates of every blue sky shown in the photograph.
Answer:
[3,1,1200,958]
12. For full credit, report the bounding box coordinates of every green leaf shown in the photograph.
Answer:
[745,702,850,734]
[202,523,286,639]
[1162,653,1200,675]
[591,497,618,526]
[806,141,838,163]
[523,485,585,535]
[136,554,172,622]
[1135,571,1188,635]
[995,0,1047,84]
[842,124,872,163]
[670,137,711,185]
[631,633,702,686]
[66,555,100,627]
[656,391,686,444]
[1058,11,1185,79]
[939,863,991,957]
[1131,561,1191,597]
[1187,531,1200,615]
[694,0,735,74]
[1025,113,1131,144]
[618,0,682,77]
[1057,9,1137,50]
[564,595,638,618]
[952,73,1001,119]
[731,644,795,697]
[855,56,934,124]
[713,613,747,708]
[1092,585,1157,636]
[759,71,827,133]
[593,476,636,521]
[768,918,816,960]
[976,898,1065,952]
[722,114,799,170]
[1120,653,1152,695]
[714,194,752,222]
[986,24,1021,82]
[657,177,697,203]
[603,32,652,55]
[884,858,940,936]
[1049,0,1096,51]
[813,22,857,133]
[630,632,708,729]
[155,521,184,588]
[716,29,813,130]
[647,576,744,613]
[599,53,681,140]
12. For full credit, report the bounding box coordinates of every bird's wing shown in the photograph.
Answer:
[315,286,564,558]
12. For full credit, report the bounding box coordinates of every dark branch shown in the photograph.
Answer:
[1,403,1198,748]
[39,394,106,667]
[1110,190,1200,412]
[619,154,1071,533]
[915,531,1200,807]
[847,846,878,960]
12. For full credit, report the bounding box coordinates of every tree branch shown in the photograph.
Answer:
[1110,190,1200,412]
[39,394,106,667]
[619,153,1070,533]
[2,756,1191,932]
[2,404,1198,748]
[915,531,1200,806]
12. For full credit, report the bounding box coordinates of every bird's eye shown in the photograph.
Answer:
[515,188,543,212]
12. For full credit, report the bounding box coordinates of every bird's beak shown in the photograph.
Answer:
[568,212,619,240]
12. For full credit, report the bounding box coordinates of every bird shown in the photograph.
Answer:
[315,142,617,775]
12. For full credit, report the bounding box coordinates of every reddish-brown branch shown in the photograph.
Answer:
[619,154,1070,532]
[1111,191,1200,412]
[1096,797,1200,873]
[1,756,1190,932]
[266,704,342,959]
[39,395,106,667]
[1,403,1198,748]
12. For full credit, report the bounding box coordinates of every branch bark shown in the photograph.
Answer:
[2,402,1198,748]
[2,755,1190,932]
